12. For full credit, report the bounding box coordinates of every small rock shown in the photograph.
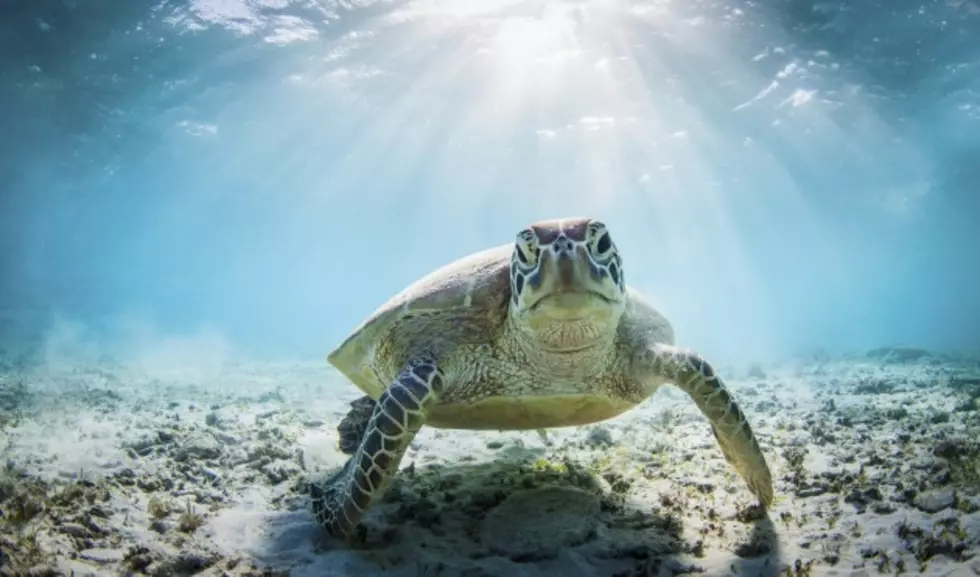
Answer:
[844,487,882,511]
[174,431,222,461]
[747,364,767,379]
[262,460,299,485]
[212,431,240,445]
[584,426,614,448]
[84,518,108,535]
[199,467,222,484]
[59,522,91,538]
[481,486,600,560]
[137,476,162,492]
[156,551,221,574]
[796,486,827,498]
[934,440,968,460]
[79,548,126,564]
[127,436,158,456]
[871,502,896,514]
[55,558,106,576]
[34,529,74,556]
[912,487,956,513]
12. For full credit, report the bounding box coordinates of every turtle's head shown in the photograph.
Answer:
[508,217,627,352]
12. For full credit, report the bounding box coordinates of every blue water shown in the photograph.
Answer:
[2,0,978,366]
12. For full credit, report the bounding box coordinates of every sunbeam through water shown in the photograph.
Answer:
[2,0,977,365]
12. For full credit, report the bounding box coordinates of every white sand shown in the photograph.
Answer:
[1,350,979,576]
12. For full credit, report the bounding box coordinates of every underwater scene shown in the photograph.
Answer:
[1,0,979,575]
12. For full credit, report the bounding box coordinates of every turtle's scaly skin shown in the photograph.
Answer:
[311,218,773,538]
[311,358,444,537]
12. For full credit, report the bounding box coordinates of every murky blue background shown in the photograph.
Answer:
[2,0,978,365]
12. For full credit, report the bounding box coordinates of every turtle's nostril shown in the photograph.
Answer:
[552,238,574,254]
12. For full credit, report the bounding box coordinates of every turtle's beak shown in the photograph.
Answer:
[551,243,593,293]
[555,249,578,289]
[527,245,606,313]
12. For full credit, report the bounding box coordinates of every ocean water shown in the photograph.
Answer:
[1,1,979,576]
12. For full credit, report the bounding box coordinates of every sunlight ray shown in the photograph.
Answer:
[137,0,943,360]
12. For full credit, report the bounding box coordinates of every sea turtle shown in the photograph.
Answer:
[311,217,773,538]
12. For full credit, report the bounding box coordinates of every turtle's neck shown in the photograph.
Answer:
[502,316,619,383]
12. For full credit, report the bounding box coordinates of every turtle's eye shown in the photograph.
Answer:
[514,231,539,268]
[588,223,613,257]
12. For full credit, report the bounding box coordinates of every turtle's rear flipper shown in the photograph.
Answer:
[337,396,376,455]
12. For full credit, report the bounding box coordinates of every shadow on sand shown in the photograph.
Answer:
[245,448,785,577]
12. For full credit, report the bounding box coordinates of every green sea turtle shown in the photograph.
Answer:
[311,217,773,537]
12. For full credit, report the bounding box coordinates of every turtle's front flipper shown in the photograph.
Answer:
[310,359,444,538]
[632,344,773,509]
[337,396,376,455]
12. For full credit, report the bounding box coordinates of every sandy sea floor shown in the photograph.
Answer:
[1,347,979,576]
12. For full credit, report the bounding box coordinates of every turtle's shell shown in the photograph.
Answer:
[327,244,513,399]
